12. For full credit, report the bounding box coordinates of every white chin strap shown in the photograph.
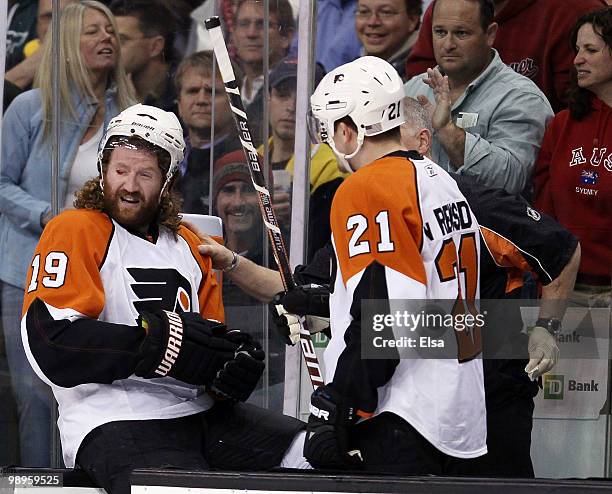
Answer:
[326,129,365,174]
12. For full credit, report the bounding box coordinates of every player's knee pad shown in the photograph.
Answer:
[202,402,306,471]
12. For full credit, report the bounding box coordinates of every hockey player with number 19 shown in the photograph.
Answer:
[304,57,487,474]
[20,104,307,494]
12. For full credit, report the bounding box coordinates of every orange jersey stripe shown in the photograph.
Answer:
[480,226,530,294]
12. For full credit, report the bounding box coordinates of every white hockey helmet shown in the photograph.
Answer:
[309,56,405,172]
[97,104,186,195]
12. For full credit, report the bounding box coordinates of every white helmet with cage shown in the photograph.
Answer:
[97,104,185,195]
[309,56,405,172]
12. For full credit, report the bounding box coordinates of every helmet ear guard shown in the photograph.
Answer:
[310,56,406,172]
[97,104,186,196]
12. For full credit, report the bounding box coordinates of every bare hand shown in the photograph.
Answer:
[191,230,234,271]
[422,67,453,131]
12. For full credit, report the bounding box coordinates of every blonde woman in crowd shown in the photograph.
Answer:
[0,0,133,466]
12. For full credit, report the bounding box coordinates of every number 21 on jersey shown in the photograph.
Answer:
[347,211,394,257]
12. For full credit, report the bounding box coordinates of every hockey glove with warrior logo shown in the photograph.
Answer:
[211,330,265,402]
[271,284,331,345]
[135,310,238,386]
[304,384,364,470]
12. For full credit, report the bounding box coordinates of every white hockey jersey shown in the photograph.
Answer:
[326,151,487,459]
[21,209,224,467]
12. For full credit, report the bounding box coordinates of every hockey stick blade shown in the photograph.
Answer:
[203,16,324,390]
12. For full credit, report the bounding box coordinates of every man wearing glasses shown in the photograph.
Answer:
[355,0,422,80]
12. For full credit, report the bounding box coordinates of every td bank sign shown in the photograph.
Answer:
[543,374,601,400]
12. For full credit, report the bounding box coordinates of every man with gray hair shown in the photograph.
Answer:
[398,95,579,476]
[400,96,434,146]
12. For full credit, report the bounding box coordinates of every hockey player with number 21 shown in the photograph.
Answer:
[20,104,309,494]
[305,56,486,473]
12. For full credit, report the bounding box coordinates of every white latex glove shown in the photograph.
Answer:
[525,326,559,380]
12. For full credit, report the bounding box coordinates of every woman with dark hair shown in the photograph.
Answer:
[533,6,611,307]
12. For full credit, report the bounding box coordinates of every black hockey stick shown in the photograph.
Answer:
[204,16,324,390]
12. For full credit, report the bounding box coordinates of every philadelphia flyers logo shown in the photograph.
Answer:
[127,268,192,313]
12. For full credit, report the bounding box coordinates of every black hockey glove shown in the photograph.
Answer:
[303,384,364,470]
[270,284,331,345]
[135,310,237,386]
[274,284,331,317]
[211,330,266,402]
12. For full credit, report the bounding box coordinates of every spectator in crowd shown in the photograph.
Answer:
[405,0,606,112]
[232,0,294,104]
[404,0,553,195]
[4,0,77,111]
[175,51,242,214]
[232,0,295,144]
[257,57,345,259]
[211,151,285,411]
[213,150,267,302]
[110,0,178,110]
[2,0,58,465]
[533,7,612,307]
[355,0,422,79]
[0,0,133,467]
